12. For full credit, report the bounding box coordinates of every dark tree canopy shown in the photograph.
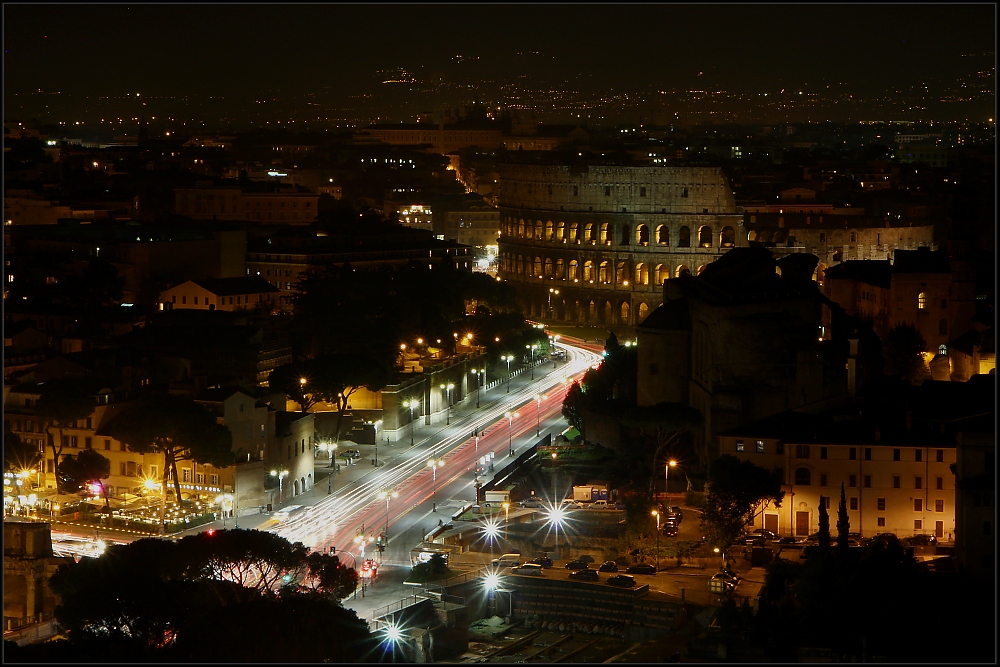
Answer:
[701,454,785,549]
[60,449,112,507]
[34,379,95,492]
[882,323,929,384]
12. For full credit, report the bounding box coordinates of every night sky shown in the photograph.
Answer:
[4,4,995,121]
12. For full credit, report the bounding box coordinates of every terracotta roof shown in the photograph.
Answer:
[190,276,280,296]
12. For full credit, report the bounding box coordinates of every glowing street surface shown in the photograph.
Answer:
[267,340,602,560]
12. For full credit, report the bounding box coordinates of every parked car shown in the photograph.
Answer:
[520,499,545,509]
[626,563,657,575]
[588,500,610,509]
[663,526,678,537]
[666,506,683,521]
[908,534,938,546]
[491,553,522,567]
[744,529,777,542]
[598,561,619,572]
[606,574,637,588]
[743,534,766,547]
[776,536,798,545]
[342,449,362,459]
[511,563,544,576]
[564,559,589,571]
[530,556,553,568]
[613,501,626,510]
[568,568,599,581]
[866,532,898,545]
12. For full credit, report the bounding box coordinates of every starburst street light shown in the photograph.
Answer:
[378,488,399,540]
[504,411,519,457]
[402,398,418,445]
[501,354,514,393]
[440,383,455,424]
[545,504,567,561]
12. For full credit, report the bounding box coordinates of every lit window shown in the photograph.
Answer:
[918,292,927,309]
[735,440,744,452]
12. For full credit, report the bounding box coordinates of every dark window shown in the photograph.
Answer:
[104,439,111,450]
[796,445,810,459]
[849,474,857,487]
[914,519,922,530]
[573,186,578,196]
[820,473,828,487]
[820,447,827,460]
[640,187,647,197]
[878,517,886,527]
[935,449,943,462]
[864,448,872,461]
[604,186,611,196]
[86,417,92,429]
[850,497,858,511]
[849,448,857,461]
[794,468,811,485]
[935,499,944,513]
[682,188,688,197]
[914,499,922,512]
[85,437,92,449]
[864,475,871,488]
[915,449,922,462]
[914,476,922,489]
[877,498,886,511]
[936,477,943,490]
[775,442,784,455]
[893,448,900,461]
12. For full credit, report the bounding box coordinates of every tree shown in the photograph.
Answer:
[410,553,451,582]
[622,402,703,493]
[34,379,95,493]
[561,381,584,432]
[836,482,850,555]
[60,449,112,509]
[883,323,929,384]
[817,496,831,553]
[109,395,234,502]
[700,455,785,550]
[301,551,359,600]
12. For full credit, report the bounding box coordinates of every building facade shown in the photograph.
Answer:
[173,187,319,223]
[497,160,747,328]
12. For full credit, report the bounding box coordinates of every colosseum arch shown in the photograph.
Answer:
[603,301,613,324]
[620,302,630,325]
[544,258,553,277]
[620,224,631,245]
[556,221,565,240]
[569,222,579,241]
[583,223,594,242]
[616,261,627,284]
[588,300,597,322]
[720,226,736,247]
[555,258,565,279]
[636,224,650,246]
[533,257,543,277]
[654,264,668,284]
[583,261,595,282]
[747,230,758,242]
[573,300,581,322]
[599,222,609,244]
[569,259,580,281]
[657,225,670,245]
[698,226,713,248]
[635,263,649,286]
[678,226,691,247]
[638,302,650,322]
[534,220,544,239]
[516,255,524,274]
[696,265,707,275]
[599,261,611,284]
[545,220,554,240]
[676,265,690,277]
[518,219,526,237]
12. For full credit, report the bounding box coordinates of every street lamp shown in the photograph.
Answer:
[270,469,288,505]
[527,344,538,380]
[666,459,677,497]
[501,355,514,393]
[472,369,482,408]
[534,393,543,437]
[378,488,399,542]
[547,505,566,561]
[652,510,660,573]
[402,399,417,446]
[144,477,166,536]
[551,452,558,505]
[548,287,560,318]
[504,411,519,457]
[440,383,454,425]
[428,459,444,512]
[502,501,510,542]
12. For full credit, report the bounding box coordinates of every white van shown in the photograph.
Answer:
[491,553,521,567]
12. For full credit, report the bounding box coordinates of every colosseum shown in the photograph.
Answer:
[497,157,747,329]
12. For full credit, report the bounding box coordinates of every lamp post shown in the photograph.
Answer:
[551,452,558,504]
[652,510,660,572]
[472,369,481,408]
[403,399,417,446]
[505,411,518,457]
[548,287,560,319]
[378,488,398,542]
[527,344,538,380]
[270,469,288,505]
[666,459,677,497]
[502,501,510,542]
[501,355,513,393]
[428,459,444,512]
[534,393,543,437]
[440,383,454,425]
